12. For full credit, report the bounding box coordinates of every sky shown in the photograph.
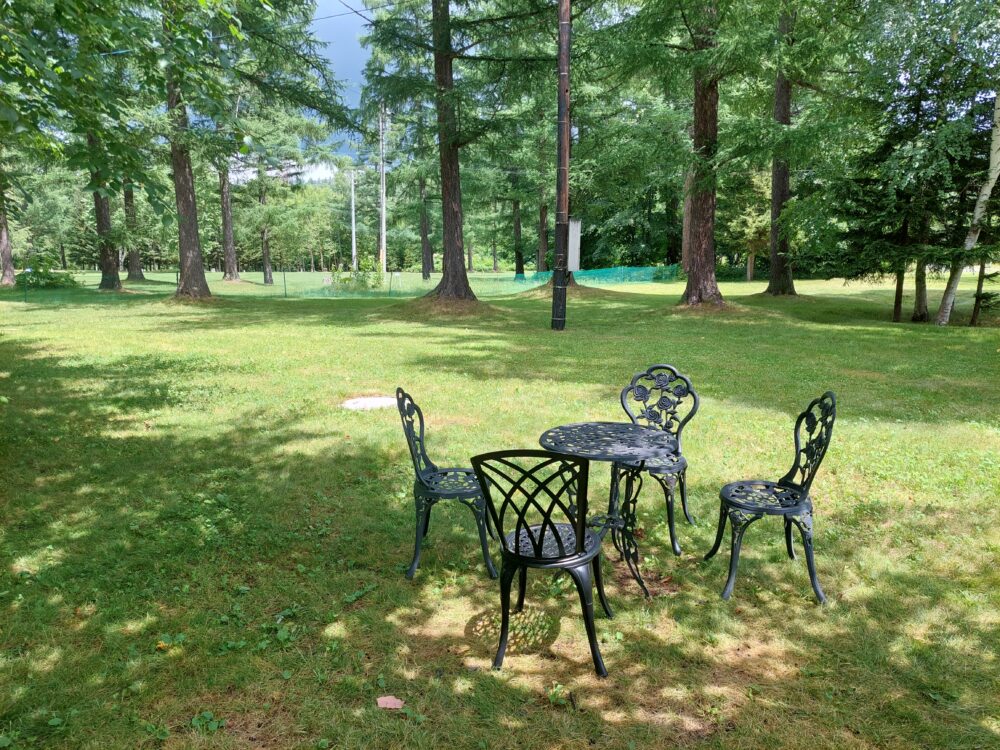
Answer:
[310,0,373,110]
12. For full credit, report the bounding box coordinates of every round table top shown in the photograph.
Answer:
[538,421,678,463]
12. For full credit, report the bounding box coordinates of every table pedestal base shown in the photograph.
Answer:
[608,464,649,598]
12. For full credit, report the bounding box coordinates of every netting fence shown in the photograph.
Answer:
[4,264,681,302]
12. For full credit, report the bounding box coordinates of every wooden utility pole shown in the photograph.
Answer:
[550,0,571,330]
[350,169,358,271]
[378,104,388,274]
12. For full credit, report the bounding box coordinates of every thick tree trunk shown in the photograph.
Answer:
[912,258,929,321]
[428,0,475,300]
[0,182,14,287]
[970,258,988,327]
[419,175,434,279]
[766,12,796,295]
[512,198,525,276]
[682,65,723,305]
[746,252,755,282]
[937,95,1000,324]
[537,201,548,271]
[123,182,145,281]
[166,77,211,299]
[219,164,240,281]
[93,189,120,289]
[892,268,905,322]
[87,134,121,290]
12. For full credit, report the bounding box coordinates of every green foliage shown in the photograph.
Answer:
[14,264,80,289]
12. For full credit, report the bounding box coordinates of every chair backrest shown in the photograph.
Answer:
[471,450,589,561]
[396,388,437,480]
[620,364,699,447]
[779,391,836,494]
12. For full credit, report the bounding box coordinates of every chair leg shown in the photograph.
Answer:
[493,560,518,670]
[469,496,498,579]
[784,517,796,560]
[567,563,607,678]
[592,555,614,619]
[406,495,432,580]
[679,469,694,524]
[516,565,527,612]
[704,501,727,561]
[656,475,682,556]
[721,511,761,600]
[791,512,827,604]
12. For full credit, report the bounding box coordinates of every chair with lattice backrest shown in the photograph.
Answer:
[617,364,700,555]
[705,392,836,603]
[396,388,496,580]
[471,450,614,677]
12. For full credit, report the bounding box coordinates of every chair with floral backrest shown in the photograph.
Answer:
[396,388,496,580]
[471,450,615,677]
[704,392,836,603]
[616,364,699,556]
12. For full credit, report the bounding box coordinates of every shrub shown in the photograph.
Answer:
[14,264,81,289]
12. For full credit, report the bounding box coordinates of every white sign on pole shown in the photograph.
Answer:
[568,218,582,272]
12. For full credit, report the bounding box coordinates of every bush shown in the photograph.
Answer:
[14,265,81,289]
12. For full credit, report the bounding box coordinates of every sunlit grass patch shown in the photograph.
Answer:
[0,276,998,748]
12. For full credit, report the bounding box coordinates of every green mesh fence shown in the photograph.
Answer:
[2,265,680,303]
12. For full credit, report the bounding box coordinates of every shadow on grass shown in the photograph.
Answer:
[2,336,998,748]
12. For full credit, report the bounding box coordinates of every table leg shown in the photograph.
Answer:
[613,465,650,598]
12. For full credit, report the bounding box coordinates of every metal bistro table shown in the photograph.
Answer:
[539,421,678,597]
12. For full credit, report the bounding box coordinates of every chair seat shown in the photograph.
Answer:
[504,523,599,560]
[720,480,806,514]
[419,468,481,497]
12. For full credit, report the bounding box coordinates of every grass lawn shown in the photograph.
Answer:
[1,275,999,749]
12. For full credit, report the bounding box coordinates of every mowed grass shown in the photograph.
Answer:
[1,275,999,749]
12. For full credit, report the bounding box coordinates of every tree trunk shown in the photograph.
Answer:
[219,164,240,281]
[428,0,475,300]
[166,77,211,299]
[537,201,548,271]
[912,258,928,321]
[892,268,905,322]
[766,11,796,295]
[512,198,525,276]
[746,252,755,282]
[937,94,1000,324]
[86,134,121,290]
[682,38,723,306]
[467,239,473,271]
[124,182,145,281]
[419,175,434,279]
[970,258,988,327]
[0,180,14,287]
[319,247,326,272]
[59,242,67,271]
[258,161,274,285]
[378,104,388,274]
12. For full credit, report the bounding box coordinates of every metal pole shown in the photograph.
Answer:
[350,169,358,272]
[378,104,388,274]
[550,0,571,330]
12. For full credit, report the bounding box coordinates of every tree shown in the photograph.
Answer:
[766,5,796,295]
[937,95,1000,325]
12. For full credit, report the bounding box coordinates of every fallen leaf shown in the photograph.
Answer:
[377,696,404,710]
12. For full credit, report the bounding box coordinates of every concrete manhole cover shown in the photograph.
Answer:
[341,396,396,411]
